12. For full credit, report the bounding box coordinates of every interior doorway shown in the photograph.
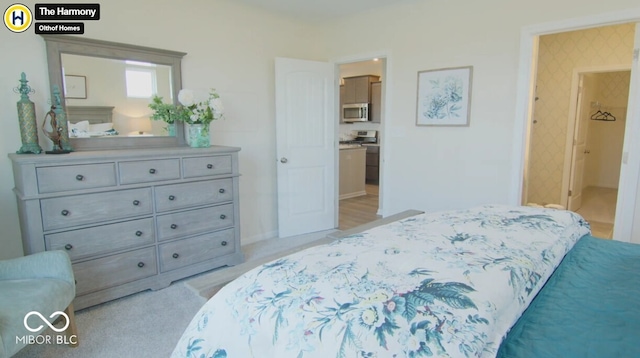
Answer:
[336,58,386,230]
[569,69,630,238]
[522,23,635,239]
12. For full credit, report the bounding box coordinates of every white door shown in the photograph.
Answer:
[568,76,589,211]
[275,57,336,238]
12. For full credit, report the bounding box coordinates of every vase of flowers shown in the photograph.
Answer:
[148,95,181,136]
[178,88,224,148]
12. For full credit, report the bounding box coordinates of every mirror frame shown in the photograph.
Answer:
[42,35,187,151]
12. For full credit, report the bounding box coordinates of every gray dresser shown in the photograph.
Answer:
[9,146,243,310]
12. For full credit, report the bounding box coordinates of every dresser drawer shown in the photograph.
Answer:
[45,218,155,261]
[119,159,180,184]
[73,247,157,296]
[41,188,153,231]
[156,204,234,241]
[159,228,235,272]
[183,155,232,178]
[36,163,117,193]
[155,179,233,212]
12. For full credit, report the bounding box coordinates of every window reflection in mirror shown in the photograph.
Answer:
[62,54,174,138]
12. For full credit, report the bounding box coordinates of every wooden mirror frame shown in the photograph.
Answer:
[42,35,187,151]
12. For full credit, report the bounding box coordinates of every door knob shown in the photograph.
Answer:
[280,157,288,163]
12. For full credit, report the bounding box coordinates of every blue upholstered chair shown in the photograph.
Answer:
[0,250,77,357]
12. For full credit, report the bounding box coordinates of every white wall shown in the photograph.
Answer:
[321,0,640,216]
[0,0,325,259]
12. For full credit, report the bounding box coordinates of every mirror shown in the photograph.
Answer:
[42,35,187,150]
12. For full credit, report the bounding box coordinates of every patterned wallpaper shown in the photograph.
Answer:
[527,23,635,205]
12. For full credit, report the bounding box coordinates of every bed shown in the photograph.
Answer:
[171,205,634,357]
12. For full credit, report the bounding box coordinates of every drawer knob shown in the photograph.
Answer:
[137,262,145,268]
[221,241,228,246]
[219,214,226,220]
[135,230,143,237]
[170,224,178,229]
[218,188,225,194]
[149,168,156,174]
[75,174,84,181]
[207,164,213,169]
[133,200,141,206]
[64,244,73,250]
[168,195,176,201]
[61,209,70,216]
[172,253,179,259]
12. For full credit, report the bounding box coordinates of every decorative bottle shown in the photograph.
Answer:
[15,72,43,154]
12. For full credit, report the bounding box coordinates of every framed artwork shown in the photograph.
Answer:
[64,75,87,99]
[416,66,473,126]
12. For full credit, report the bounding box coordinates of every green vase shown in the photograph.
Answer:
[187,124,210,148]
[167,124,176,137]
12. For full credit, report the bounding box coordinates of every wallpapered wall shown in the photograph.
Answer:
[527,23,635,205]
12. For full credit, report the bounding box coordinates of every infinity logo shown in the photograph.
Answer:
[23,311,69,333]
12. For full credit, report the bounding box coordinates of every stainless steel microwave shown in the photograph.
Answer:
[342,103,369,122]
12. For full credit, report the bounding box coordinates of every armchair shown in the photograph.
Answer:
[0,250,77,357]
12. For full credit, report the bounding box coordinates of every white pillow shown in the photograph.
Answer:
[68,120,89,132]
[88,122,114,132]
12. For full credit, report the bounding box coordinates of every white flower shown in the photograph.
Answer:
[178,88,225,126]
[178,89,195,106]
[209,97,224,117]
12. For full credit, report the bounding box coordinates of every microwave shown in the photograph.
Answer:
[342,103,369,122]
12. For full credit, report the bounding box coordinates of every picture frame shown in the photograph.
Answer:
[64,75,87,99]
[416,66,473,126]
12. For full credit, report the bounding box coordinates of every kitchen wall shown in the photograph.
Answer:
[339,60,383,140]
[0,0,326,259]
[528,23,635,206]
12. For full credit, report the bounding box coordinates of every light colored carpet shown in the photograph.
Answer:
[14,282,205,358]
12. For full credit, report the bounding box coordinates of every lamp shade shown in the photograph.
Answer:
[127,116,153,136]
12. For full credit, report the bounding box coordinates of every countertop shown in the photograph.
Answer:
[339,144,367,150]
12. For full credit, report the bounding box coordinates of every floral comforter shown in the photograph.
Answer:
[172,205,590,358]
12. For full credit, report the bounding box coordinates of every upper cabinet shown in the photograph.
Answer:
[343,75,380,104]
[370,81,382,123]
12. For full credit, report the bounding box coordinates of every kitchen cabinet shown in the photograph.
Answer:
[366,145,380,184]
[339,147,367,199]
[370,81,382,123]
[342,75,380,104]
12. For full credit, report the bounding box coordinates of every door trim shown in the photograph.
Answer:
[512,10,640,242]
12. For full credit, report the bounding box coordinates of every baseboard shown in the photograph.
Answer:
[339,190,367,200]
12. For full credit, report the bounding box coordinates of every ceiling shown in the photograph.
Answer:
[234,0,418,20]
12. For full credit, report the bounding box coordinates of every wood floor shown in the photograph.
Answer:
[339,184,381,230]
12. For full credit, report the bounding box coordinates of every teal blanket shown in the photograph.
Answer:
[498,235,640,357]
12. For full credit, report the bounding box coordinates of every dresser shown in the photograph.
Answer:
[9,146,243,310]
